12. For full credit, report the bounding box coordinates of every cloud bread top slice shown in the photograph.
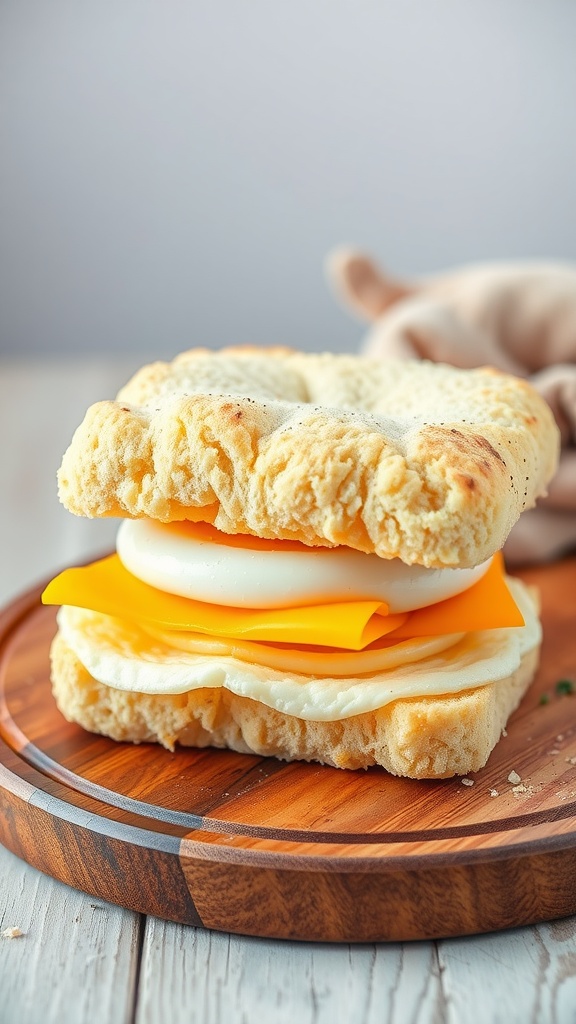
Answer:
[57,348,559,569]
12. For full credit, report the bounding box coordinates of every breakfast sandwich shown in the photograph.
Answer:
[42,348,559,778]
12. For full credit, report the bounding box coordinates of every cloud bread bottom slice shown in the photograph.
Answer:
[49,630,539,781]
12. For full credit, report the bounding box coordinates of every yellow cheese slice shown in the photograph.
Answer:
[42,555,406,650]
[388,554,524,637]
[42,551,523,651]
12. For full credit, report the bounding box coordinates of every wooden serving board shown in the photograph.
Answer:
[0,560,575,943]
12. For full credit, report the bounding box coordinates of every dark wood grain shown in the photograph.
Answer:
[0,559,575,941]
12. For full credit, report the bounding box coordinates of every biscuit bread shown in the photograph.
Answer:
[57,349,558,568]
[46,348,560,778]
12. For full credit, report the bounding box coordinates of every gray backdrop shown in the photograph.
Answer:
[1,0,576,357]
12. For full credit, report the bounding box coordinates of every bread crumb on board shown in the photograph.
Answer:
[461,778,474,787]
[2,927,24,939]
[508,770,522,784]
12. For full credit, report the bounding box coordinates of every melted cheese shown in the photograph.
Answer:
[56,579,540,719]
[139,624,464,676]
[42,551,524,650]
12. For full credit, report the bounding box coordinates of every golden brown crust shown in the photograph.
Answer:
[57,349,559,567]
[50,631,539,779]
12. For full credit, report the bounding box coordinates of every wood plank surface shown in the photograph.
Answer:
[0,845,142,1024]
[438,918,576,1024]
[136,920,446,1024]
[1,359,576,1022]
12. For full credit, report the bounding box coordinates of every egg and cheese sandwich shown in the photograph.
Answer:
[43,348,559,778]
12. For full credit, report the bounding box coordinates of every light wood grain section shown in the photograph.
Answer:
[0,845,142,1024]
[136,919,446,1024]
[438,918,576,1024]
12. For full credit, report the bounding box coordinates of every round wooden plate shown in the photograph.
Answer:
[0,560,575,943]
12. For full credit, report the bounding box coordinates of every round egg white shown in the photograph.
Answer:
[117,519,492,612]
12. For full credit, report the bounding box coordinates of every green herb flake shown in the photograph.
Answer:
[555,679,575,697]
[539,693,550,705]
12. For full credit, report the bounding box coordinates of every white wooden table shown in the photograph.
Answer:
[1,357,575,1024]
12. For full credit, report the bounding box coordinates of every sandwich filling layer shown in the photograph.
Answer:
[56,577,539,720]
[44,521,535,724]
